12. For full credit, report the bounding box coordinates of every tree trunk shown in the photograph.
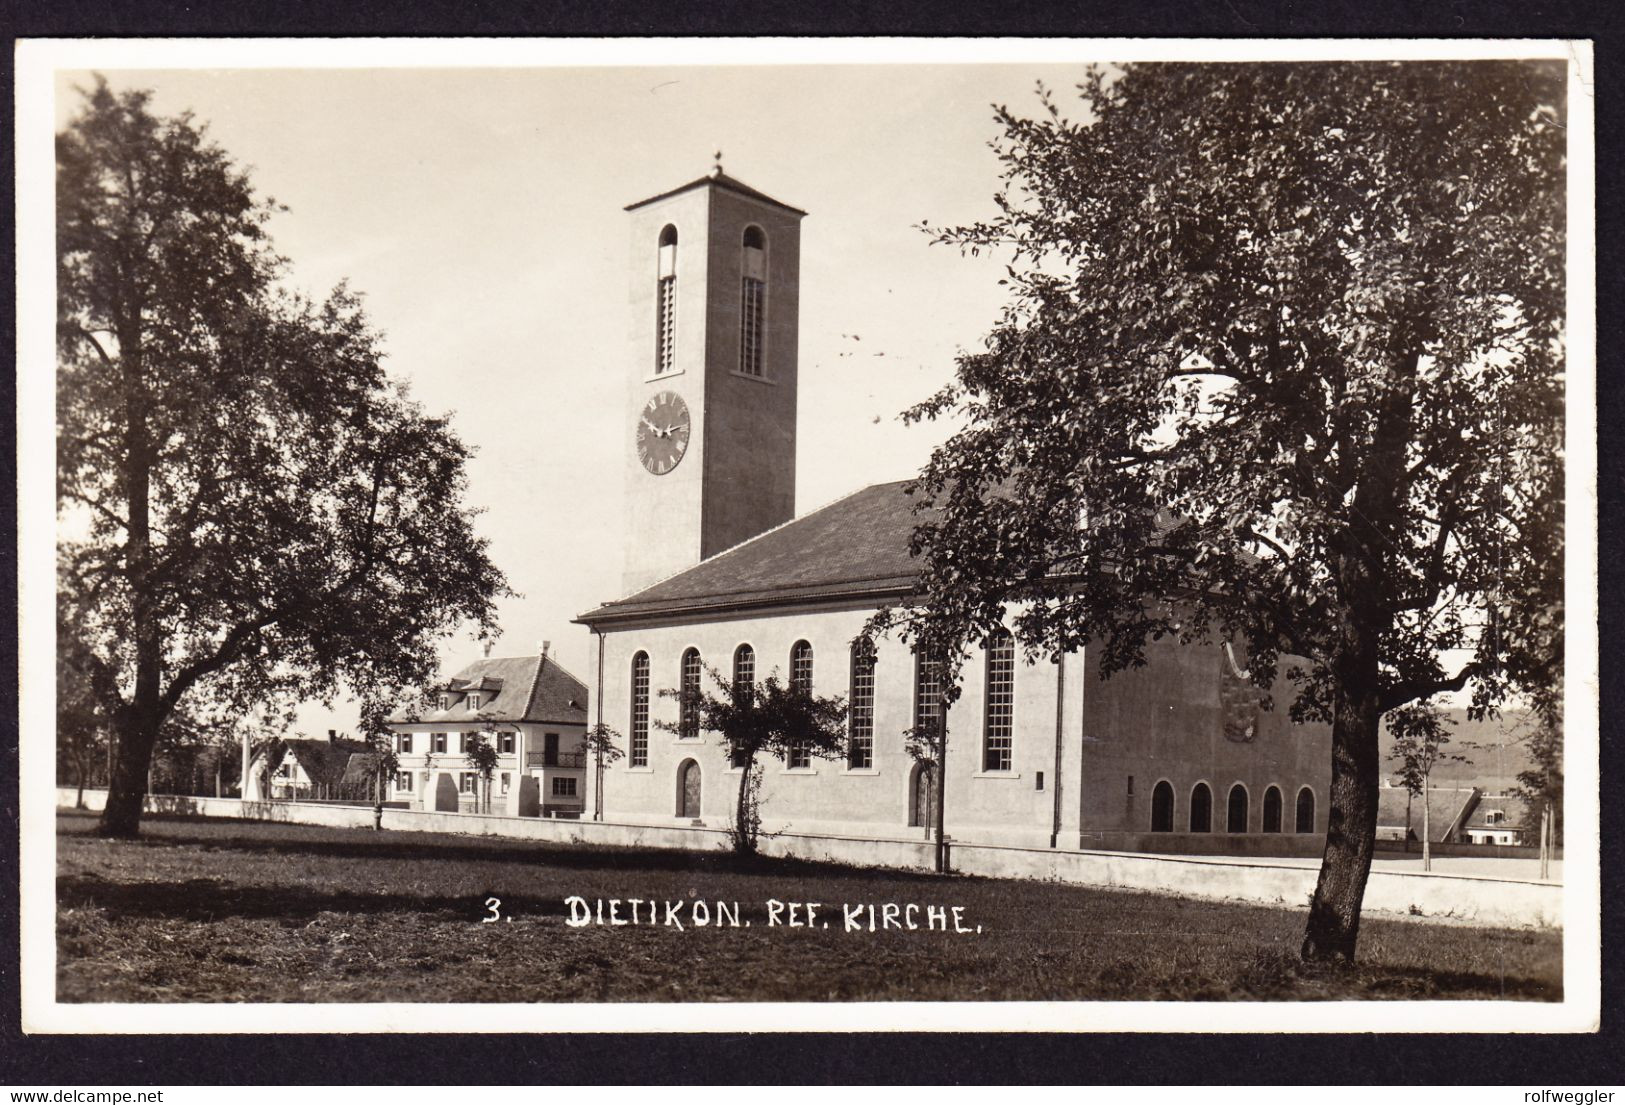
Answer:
[1301,642,1382,962]
[71,747,88,809]
[1421,780,1432,872]
[100,709,160,838]
[933,734,948,875]
[733,753,757,854]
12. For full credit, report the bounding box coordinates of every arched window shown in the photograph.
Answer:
[656,225,678,375]
[914,646,946,746]
[679,647,701,740]
[739,225,766,376]
[730,644,754,767]
[1151,781,1175,833]
[787,640,814,768]
[1262,785,1283,833]
[629,652,650,767]
[848,638,876,769]
[982,629,1015,772]
[1189,782,1212,833]
[1295,787,1316,834]
[732,643,755,698]
[1227,783,1249,833]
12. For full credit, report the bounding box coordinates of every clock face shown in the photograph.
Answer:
[636,391,691,475]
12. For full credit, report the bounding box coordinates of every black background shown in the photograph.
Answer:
[2,0,1620,1086]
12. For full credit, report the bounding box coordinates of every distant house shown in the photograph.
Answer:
[1375,784,1480,844]
[251,732,373,800]
[386,648,590,818]
[1461,793,1534,846]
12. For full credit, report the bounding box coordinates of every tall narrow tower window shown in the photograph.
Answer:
[656,224,678,375]
[739,225,766,376]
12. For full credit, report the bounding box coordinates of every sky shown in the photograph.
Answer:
[53,61,1103,735]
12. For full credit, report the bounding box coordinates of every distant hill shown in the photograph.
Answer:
[1378,708,1540,792]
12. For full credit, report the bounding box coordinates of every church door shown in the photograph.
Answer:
[909,764,935,832]
[679,760,701,820]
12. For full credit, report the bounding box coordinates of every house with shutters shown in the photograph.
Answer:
[386,648,590,817]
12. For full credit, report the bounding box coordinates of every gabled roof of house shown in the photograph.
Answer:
[624,170,807,217]
[386,654,589,726]
[1462,793,1536,831]
[279,737,371,790]
[1376,785,1480,843]
[577,481,927,625]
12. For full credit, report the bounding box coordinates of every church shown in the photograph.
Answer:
[574,166,1332,856]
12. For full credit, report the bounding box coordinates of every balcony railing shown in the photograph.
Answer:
[525,750,586,769]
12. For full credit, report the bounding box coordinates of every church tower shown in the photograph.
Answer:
[620,162,806,594]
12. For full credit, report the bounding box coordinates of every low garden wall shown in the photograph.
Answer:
[58,788,1562,928]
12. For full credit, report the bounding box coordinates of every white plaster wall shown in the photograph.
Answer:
[594,607,1138,848]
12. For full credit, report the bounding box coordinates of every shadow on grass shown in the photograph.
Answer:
[1228,948,1561,1002]
[59,873,569,924]
[57,809,947,885]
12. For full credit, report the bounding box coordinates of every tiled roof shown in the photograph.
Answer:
[578,481,927,624]
[624,170,807,217]
[1376,785,1480,843]
[282,737,371,790]
[387,654,589,725]
[575,481,1200,626]
[1462,793,1536,831]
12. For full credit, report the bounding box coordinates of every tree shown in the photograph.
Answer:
[1514,708,1564,848]
[58,604,113,807]
[660,665,848,854]
[1387,703,1468,871]
[581,722,626,821]
[888,62,1564,961]
[357,694,403,829]
[57,79,509,838]
[464,722,500,815]
[252,735,289,799]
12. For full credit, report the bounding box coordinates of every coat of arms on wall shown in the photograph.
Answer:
[1220,642,1260,743]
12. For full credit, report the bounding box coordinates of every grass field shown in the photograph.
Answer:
[56,809,1562,1003]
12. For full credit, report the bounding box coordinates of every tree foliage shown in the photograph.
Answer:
[659,665,848,853]
[889,62,1565,959]
[56,78,509,836]
[464,719,501,814]
[1514,710,1564,845]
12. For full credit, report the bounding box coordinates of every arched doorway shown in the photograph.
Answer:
[908,762,935,834]
[676,759,701,820]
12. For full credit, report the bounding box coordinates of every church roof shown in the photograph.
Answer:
[577,480,926,625]
[624,170,807,218]
[386,654,589,726]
